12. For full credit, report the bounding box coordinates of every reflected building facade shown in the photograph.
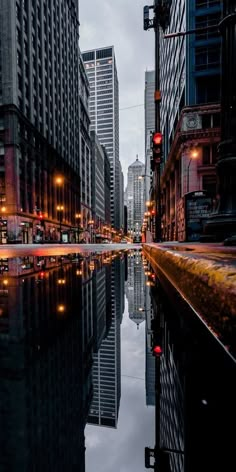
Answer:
[145,282,155,407]
[92,265,107,352]
[150,274,236,471]
[0,256,94,471]
[88,257,125,428]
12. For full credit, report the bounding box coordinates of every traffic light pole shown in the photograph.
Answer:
[154,11,162,242]
[144,1,171,243]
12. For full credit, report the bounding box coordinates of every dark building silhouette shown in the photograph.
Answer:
[0,1,80,243]
[0,257,93,471]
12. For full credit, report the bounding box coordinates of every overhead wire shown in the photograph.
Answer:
[119,104,144,111]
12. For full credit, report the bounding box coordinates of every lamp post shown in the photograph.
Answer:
[57,205,64,243]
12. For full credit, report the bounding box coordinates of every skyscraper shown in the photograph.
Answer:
[79,53,92,240]
[0,0,80,244]
[127,157,145,240]
[119,162,124,231]
[82,46,121,229]
[144,71,155,204]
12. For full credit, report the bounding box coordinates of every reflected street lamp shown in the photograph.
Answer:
[57,205,64,243]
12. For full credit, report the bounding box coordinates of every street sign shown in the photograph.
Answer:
[185,191,212,242]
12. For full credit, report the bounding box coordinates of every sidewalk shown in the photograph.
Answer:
[143,242,236,357]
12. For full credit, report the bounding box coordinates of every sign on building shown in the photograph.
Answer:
[185,191,212,242]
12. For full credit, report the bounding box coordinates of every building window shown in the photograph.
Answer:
[195,46,220,70]
[196,0,221,8]
[196,76,220,104]
[202,144,218,165]
[195,13,221,40]
[202,175,217,198]
[202,146,211,165]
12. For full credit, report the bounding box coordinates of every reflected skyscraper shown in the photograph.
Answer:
[0,257,93,471]
[126,252,145,329]
[92,266,107,352]
[88,257,124,428]
[145,282,155,407]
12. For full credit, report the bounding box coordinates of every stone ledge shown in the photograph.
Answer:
[143,242,236,354]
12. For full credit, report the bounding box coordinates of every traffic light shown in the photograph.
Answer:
[143,6,150,31]
[151,318,162,357]
[153,344,162,357]
[152,132,163,164]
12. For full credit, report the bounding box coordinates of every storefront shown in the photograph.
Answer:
[0,218,7,244]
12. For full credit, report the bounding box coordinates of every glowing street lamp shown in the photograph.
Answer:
[55,176,64,186]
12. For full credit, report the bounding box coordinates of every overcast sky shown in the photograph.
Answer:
[85,299,155,472]
[79,0,155,186]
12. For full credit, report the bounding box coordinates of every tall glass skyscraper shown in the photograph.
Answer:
[82,46,121,229]
[144,70,155,205]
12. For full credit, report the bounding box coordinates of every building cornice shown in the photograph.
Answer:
[161,104,221,185]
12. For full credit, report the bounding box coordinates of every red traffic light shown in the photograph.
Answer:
[152,132,162,145]
[153,345,162,357]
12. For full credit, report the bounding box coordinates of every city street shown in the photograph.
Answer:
[0,0,236,470]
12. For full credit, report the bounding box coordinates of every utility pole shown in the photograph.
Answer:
[143,1,171,242]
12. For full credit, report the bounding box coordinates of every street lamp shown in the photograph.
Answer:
[55,176,64,186]
[57,205,64,243]
[186,149,198,193]
[138,173,152,180]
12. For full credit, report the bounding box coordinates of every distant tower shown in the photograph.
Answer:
[127,156,145,238]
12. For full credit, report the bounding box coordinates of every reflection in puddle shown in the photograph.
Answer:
[0,250,154,472]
